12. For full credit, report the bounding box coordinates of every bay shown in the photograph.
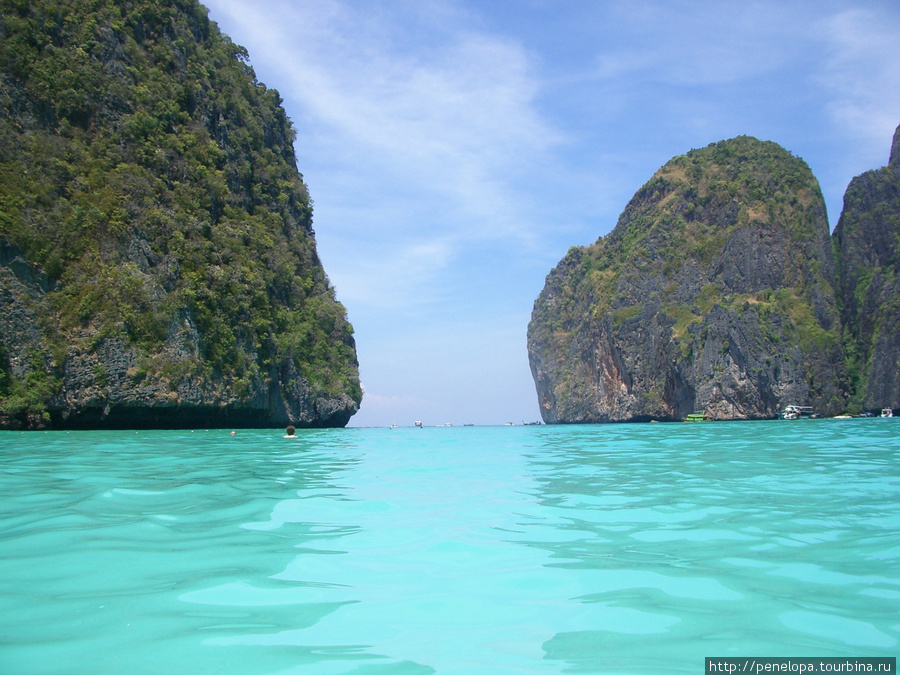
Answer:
[1,420,898,673]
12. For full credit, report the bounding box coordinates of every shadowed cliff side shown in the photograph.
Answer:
[834,123,900,412]
[0,0,361,429]
[528,136,846,423]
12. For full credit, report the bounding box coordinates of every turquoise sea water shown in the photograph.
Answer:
[1,420,898,674]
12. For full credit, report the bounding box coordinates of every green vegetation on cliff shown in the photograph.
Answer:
[833,124,900,410]
[0,0,361,428]
[529,136,846,423]
[582,137,832,314]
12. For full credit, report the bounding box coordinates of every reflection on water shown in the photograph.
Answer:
[523,422,900,672]
[0,422,898,673]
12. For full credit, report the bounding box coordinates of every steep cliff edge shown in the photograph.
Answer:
[833,123,900,411]
[528,136,846,422]
[0,0,361,429]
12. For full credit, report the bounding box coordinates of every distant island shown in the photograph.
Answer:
[0,0,361,429]
[528,126,900,423]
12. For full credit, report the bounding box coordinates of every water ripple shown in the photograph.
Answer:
[1,422,898,673]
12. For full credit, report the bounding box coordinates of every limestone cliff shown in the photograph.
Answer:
[0,0,361,429]
[833,123,900,411]
[528,136,847,422]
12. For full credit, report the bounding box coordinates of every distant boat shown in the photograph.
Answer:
[414,420,423,428]
[684,411,709,422]
[881,408,893,418]
[780,405,814,420]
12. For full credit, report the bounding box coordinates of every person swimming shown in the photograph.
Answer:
[284,425,297,438]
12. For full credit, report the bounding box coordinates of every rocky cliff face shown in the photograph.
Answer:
[0,0,361,429]
[528,136,847,422]
[833,123,900,411]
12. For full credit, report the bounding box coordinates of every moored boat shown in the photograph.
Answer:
[882,408,894,418]
[684,411,710,422]
[780,405,814,420]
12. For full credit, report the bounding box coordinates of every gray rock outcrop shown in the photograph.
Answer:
[833,123,900,410]
[0,0,361,429]
[528,136,847,422]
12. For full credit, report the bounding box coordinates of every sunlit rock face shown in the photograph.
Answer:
[528,136,847,423]
[0,0,360,429]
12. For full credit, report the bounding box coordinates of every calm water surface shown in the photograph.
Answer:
[1,420,898,673]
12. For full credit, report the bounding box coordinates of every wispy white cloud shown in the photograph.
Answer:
[325,236,455,310]
[816,8,900,153]
[208,0,559,236]
[592,2,803,86]
[206,0,563,318]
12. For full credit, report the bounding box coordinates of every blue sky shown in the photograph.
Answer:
[202,0,900,427]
